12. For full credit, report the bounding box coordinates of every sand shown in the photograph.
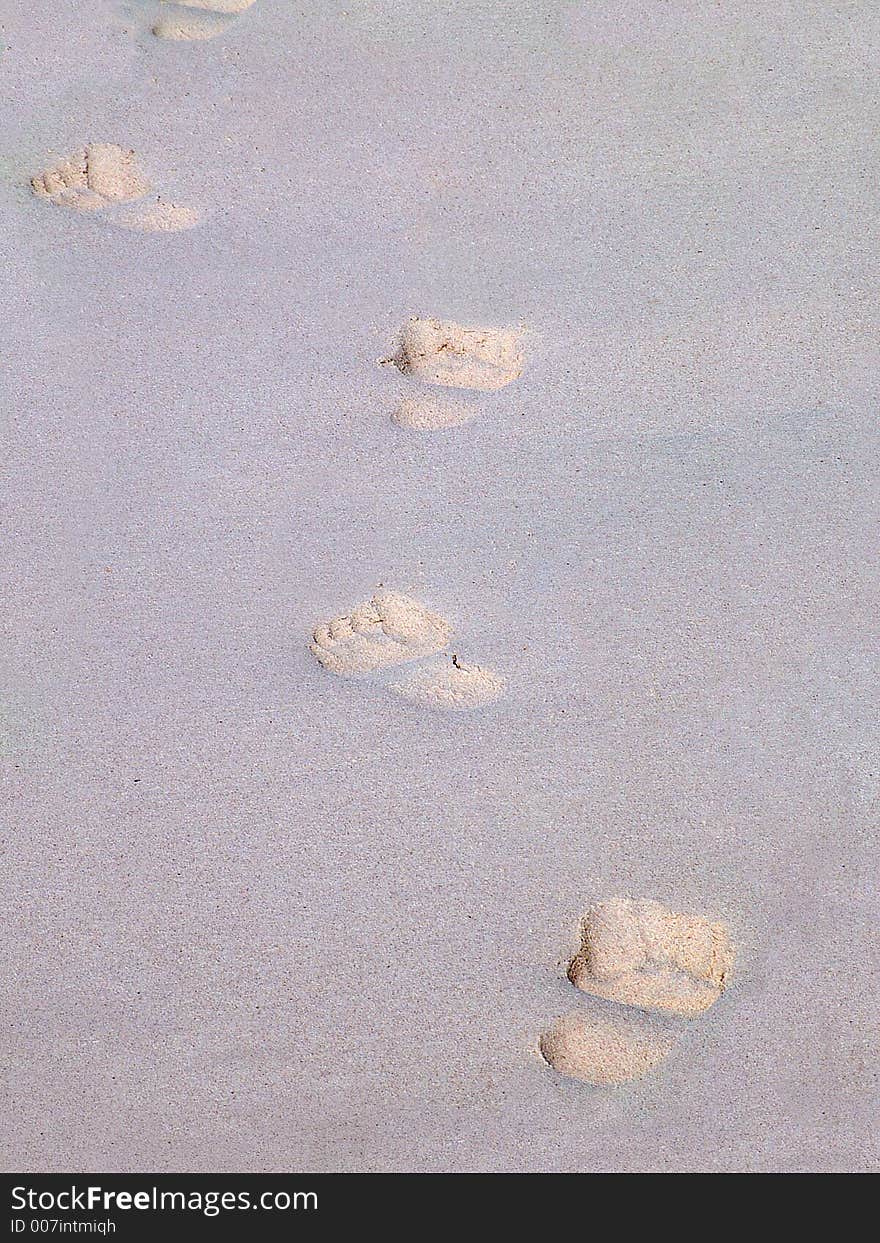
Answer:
[85,144,151,203]
[310,597,502,710]
[31,147,200,234]
[568,898,734,1018]
[540,898,732,1084]
[114,202,202,233]
[539,1011,675,1086]
[152,0,256,40]
[390,657,505,709]
[390,317,524,392]
[4,0,878,1174]
[174,0,257,11]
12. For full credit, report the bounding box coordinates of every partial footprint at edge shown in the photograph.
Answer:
[153,0,256,41]
[31,144,201,233]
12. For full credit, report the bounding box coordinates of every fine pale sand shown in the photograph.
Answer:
[389,658,505,709]
[310,590,452,676]
[539,1011,675,1086]
[32,144,151,210]
[391,316,524,392]
[86,144,151,202]
[391,395,478,431]
[568,897,735,1018]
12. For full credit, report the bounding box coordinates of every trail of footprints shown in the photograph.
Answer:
[540,897,735,1085]
[27,12,740,1097]
[30,2,262,225]
[308,319,525,708]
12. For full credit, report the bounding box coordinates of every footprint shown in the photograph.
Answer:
[389,656,505,710]
[152,0,255,40]
[539,1009,676,1086]
[153,11,231,39]
[567,897,735,1018]
[31,145,201,233]
[537,896,735,1086]
[32,144,151,211]
[310,590,452,677]
[310,592,504,708]
[386,316,524,392]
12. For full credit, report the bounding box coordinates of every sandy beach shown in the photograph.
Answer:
[1,1,877,1172]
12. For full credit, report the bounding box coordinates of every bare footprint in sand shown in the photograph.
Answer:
[386,316,524,392]
[538,897,734,1087]
[310,590,452,676]
[153,0,255,40]
[539,1010,675,1086]
[32,144,150,212]
[32,145,201,233]
[567,897,735,1018]
[171,0,256,9]
[311,593,504,708]
[389,656,505,710]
